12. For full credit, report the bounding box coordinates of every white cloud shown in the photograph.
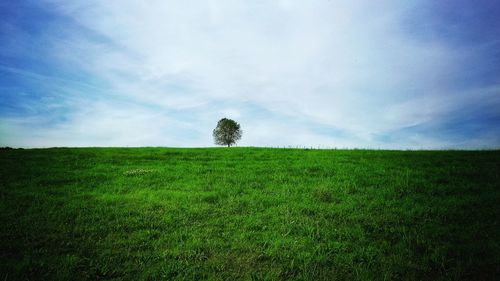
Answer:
[2,0,499,148]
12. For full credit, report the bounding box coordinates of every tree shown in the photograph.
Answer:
[213,118,242,147]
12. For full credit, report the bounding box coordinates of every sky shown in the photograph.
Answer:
[1,0,499,149]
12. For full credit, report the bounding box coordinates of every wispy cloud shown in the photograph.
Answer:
[1,0,499,148]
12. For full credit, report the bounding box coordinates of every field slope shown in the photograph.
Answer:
[1,148,499,280]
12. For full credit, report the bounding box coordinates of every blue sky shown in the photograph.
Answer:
[1,0,499,148]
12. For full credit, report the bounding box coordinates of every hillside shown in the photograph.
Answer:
[1,148,499,280]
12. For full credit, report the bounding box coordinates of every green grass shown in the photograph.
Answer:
[1,147,499,280]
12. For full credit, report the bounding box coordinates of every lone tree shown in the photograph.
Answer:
[213,118,242,147]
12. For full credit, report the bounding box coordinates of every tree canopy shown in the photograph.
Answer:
[213,118,242,147]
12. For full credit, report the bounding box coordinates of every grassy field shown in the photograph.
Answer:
[0,147,499,280]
